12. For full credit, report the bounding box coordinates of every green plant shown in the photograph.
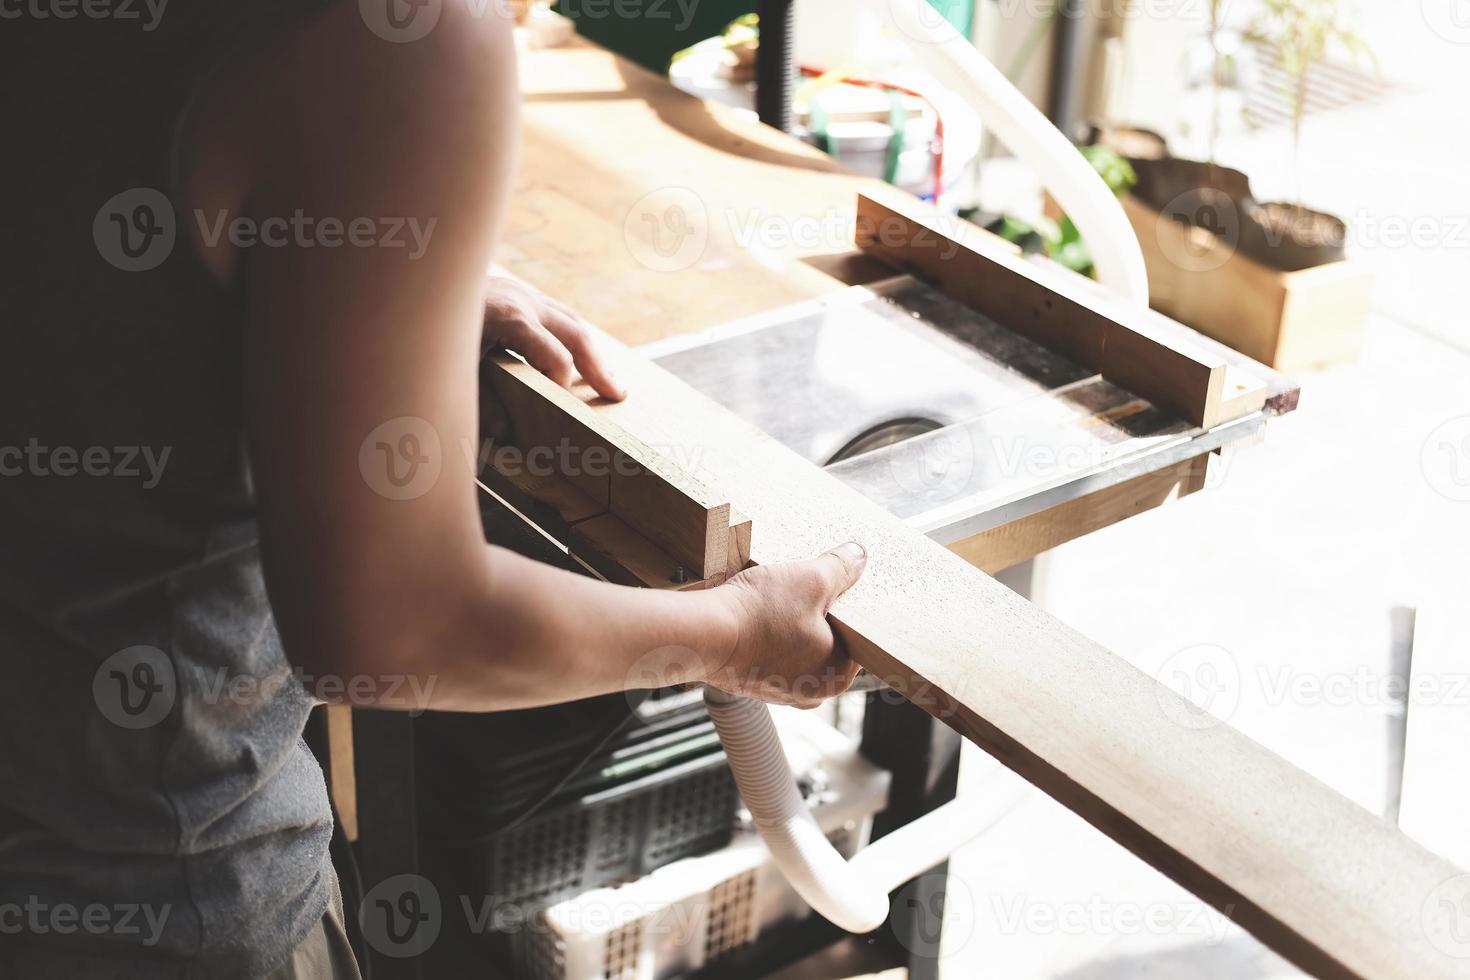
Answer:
[669,13,756,66]
[981,145,1136,278]
[1247,0,1374,205]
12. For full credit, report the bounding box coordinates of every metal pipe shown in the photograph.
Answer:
[1047,0,1085,135]
[756,0,796,133]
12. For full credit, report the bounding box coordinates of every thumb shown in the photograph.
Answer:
[815,541,868,601]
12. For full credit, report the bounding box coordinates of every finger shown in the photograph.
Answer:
[813,541,868,602]
[512,320,577,389]
[542,293,581,321]
[543,311,626,402]
[481,288,534,355]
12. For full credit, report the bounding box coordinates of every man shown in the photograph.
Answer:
[0,3,865,976]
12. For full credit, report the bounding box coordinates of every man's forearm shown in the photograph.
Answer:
[328,544,738,713]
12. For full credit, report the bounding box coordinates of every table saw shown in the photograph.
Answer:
[326,34,1463,980]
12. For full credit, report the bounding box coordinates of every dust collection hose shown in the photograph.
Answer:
[875,0,1150,305]
[709,1,1150,934]
[705,687,1001,934]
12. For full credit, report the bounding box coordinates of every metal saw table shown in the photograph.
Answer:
[642,274,1292,555]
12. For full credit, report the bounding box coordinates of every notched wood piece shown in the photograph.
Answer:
[478,458,604,542]
[1098,307,1225,428]
[609,452,731,582]
[569,512,717,591]
[486,356,615,507]
[488,354,734,581]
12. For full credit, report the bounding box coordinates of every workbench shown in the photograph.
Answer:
[327,34,1313,980]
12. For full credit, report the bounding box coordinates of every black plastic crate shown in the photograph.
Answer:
[479,749,736,912]
[415,688,738,919]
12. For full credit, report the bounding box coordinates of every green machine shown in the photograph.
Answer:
[555,0,975,74]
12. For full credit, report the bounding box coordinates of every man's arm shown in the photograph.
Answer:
[177,2,864,712]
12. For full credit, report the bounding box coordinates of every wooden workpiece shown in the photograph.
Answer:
[489,327,1467,980]
[477,463,736,593]
[481,356,751,590]
[486,353,734,581]
[854,192,1256,429]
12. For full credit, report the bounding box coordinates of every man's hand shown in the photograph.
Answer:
[705,542,869,708]
[481,277,626,400]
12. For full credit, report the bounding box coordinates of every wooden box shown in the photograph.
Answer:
[1120,193,1373,372]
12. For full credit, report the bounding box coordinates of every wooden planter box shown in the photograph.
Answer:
[1120,194,1373,372]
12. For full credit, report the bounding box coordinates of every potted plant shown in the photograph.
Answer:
[1239,0,1373,269]
[1093,0,1376,370]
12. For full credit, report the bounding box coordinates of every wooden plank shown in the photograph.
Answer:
[350,710,423,979]
[485,355,614,508]
[507,326,1469,980]
[475,427,737,592]
[610,456,729,583]
[854,192,1241,429]
[947,454,1212,574]
[487,353,731,579]
[325,704,358,842]
[1041,193,1299,414]
[477,450,726,591]
[1399,591,1470,871]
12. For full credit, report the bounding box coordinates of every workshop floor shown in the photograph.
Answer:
[941,15,1470,977]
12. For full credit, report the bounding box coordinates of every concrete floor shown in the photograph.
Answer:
[939,11,1470,976]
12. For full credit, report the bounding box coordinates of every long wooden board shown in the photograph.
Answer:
[492,334,1469,980]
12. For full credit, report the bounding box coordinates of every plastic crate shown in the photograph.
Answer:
[506,707,893,980]
[479,750,737,910]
